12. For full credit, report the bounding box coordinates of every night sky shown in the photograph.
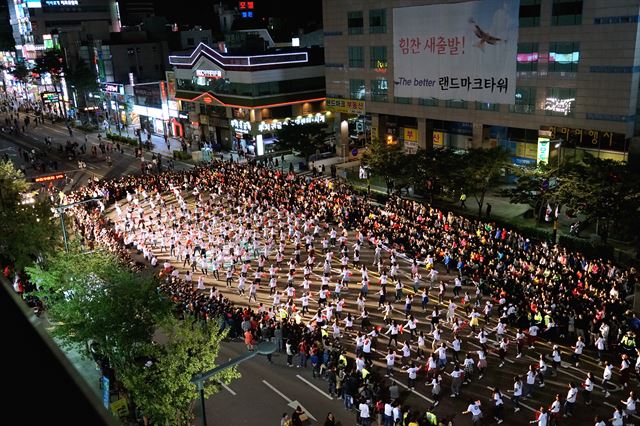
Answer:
[155,0,323,34]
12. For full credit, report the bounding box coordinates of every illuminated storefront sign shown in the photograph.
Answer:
[432,131,444,146]
[542,126,628,152]
[101,83,124,95]
[544,97,575,115]
[537,137,550,165]
[403,128,418,142]
[195,69,223,79]
[326,98,365,115]
[44,0,79,5]
[33,173,65,183]
[231,113,328,134]
[41,92,59,103]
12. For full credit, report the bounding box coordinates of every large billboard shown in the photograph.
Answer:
[393,0,519,104]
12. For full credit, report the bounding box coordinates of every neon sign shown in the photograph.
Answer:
[34,173,65,183]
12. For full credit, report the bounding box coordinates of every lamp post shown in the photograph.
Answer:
[55,196,104,251]
[192,341,276,426]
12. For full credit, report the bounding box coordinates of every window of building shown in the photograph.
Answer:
[187,37,194,46]
[394,97,412,104]
[519,0,541,27]
[348,46,364,68]
[517,42,538,72]
[349,79,366,100]
[370,79,388,102]
[445,100,467,109]
[127,48,134,55]
[552,0,582,26]
[510,87,536,114]
[475,102,499,112]
[370,46,387,69]
[544,87,576,116]
[347,11,364,35]
[549,42,579,72]
[418,98,439,107]
[369,9,387,34]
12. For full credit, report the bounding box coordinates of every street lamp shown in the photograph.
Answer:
[54,196,104,251]
[192,341,276,426]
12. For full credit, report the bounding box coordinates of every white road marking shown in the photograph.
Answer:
[296,374,334,399]
[217,380,237,396]
[486,386,537,413]
[389,377,434,403]
[262,379,292,403]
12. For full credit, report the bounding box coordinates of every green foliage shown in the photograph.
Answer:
[500,162,561,222]
[361,138,417,191]
[120,317,239,426]
[0,160,58,270]
[26,248,238,423]
[66,60,98,91]
[10,63,31,84]
[173,150,191,160]
[66,60,99,102]
[554,154,640,243]
[275,122,330,161]
[26,250,167,369]
[449,148,511,217]
[408,148,462,203]
[73,122,99,132]
[106,132,138,145]
[558,235,614,260]
[33,49,65,80]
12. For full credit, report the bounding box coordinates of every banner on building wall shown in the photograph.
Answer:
[403,128,418,142]
[433,131,444,147]
[393,0,519,103]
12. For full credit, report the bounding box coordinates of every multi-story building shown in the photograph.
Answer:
[169,41,327,153]
[323,0,640,165]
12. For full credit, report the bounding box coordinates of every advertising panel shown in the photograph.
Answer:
[393,0,519,103]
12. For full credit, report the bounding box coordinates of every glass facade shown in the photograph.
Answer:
[371,79,388,102]
[347,11,364,35]
[549,42,580,72]
[369,9,387,34]
[349,79,366,100]
[348,46,364,68]
[517,43,539,72]
[552,0,582,25]
[370,46,387,69]
[510,87,537,114]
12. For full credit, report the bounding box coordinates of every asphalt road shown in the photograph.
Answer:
[0,111,191,192]
[103,183,638,426]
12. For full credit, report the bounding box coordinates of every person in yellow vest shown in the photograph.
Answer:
[279,307,288,320]
[321,327,329,339]
[338,352,348,368]
[361,367,370,381]
[534,311,543,325]
[459,193,467,208]
[424,411,438,426]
